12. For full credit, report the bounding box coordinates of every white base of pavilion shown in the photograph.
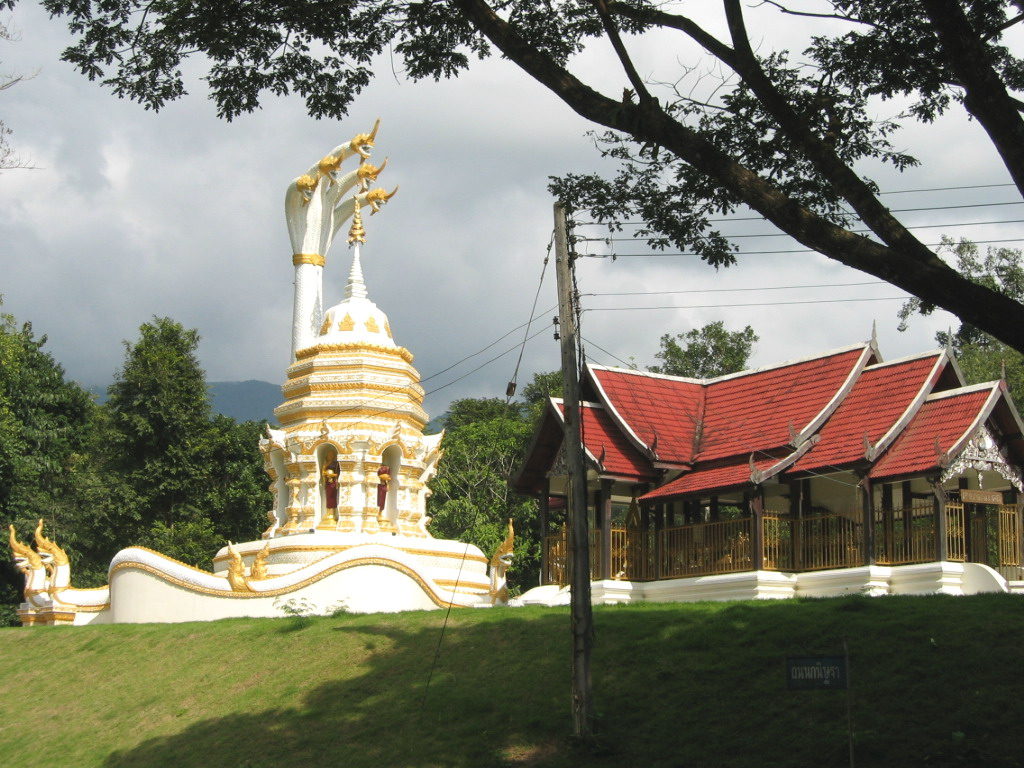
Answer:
[513,561,1011,606]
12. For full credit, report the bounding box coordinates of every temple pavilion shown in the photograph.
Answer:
[513,338,1024,603]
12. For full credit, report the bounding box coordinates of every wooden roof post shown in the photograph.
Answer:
[751,488,765,571]
[790,480,804,571]
[599,479,613,581]
[539,479,550,585]
[933,480,949,562]
[859,474,875,566]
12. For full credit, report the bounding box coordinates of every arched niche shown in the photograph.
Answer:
[316,442,342,521]
[382,443,403,527]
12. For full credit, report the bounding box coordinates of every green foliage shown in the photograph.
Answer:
[899,239,1024,402]
[442,397,525,430]
[106,317,211,524]
[99,318,270,564]
[142,505,222,569]
[521,370,563,421]
[430,397,540,591]
[0,310,97,608]
[2,313,271,623]
[649,321,758,378]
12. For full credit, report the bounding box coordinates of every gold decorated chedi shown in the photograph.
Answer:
[262,195,442,539]
[8,124,513,626]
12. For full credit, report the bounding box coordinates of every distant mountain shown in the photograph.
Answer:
[84,380,282,424]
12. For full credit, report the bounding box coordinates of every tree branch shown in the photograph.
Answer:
[983,11,1024,41]
[754,0,879,28]
[922,0,1024,199]
[589,0,653,104]
[605,1,738,67]
[721,0,934,260]
[452,0,1024,353]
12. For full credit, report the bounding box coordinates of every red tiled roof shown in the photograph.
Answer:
[579,402,658,481]
[869,385,996,481]
[791,353,942,474]
[588,345,869,465]
[589,368,703,464]
[553,400,658,482]
[697,346,868,461]
[642,457,779,500]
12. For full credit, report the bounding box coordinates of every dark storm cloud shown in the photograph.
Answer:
[3,4,1013,421]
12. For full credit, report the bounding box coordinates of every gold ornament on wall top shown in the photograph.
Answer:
[249,542,271,580]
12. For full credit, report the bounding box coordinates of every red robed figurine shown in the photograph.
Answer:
[377,464,391,511]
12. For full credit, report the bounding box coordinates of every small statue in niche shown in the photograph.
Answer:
[377,464,391,512]
[322,449,341,525]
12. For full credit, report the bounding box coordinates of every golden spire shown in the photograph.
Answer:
[348,198,367,245]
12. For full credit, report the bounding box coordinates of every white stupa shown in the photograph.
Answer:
[9,124,513,625]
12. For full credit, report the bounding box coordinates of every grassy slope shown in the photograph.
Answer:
[0,596,1022,768]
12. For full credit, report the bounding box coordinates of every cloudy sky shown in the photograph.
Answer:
[3,4,1022,420]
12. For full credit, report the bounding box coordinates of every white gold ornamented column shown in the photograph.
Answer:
[291,253,324,358]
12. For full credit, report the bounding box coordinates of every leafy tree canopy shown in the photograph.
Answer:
[442,397,525,430]
[429,397,539,590]
[0,310,95,622]
[649,321,758,378]
[521,370,564,421]
[20,0,1024,352]
[900,238,1024,403]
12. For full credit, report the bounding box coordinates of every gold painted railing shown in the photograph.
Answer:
[798,513,863,571]
[875,502,937,565]
[946,503,966,562]
[762,515,792,570]
[998,505,1021,568]
[540,503,1020,584]
[543,527,641,582]
[543,530,567,585]
[660,518,753,577]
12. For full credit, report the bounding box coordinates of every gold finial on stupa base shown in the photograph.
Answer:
[348,197,367,245]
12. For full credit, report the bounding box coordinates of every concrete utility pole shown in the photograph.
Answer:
[553,202,594,739]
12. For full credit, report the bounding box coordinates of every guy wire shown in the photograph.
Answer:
[421,540,472,712]
[507,233,554,404]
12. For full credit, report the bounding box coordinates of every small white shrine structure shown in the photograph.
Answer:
[10,123,513,625]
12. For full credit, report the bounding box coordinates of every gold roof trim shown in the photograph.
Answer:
[295,342,414,364]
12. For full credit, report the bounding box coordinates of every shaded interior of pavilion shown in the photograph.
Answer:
[537,468,1023,586]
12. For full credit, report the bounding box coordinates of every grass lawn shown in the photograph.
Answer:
[0,595,1021,767]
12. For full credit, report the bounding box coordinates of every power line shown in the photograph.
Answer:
[574,182,1021,227]
[578,236,1024,259]
[578,218,1024,243]
[506,235,553,402]
[877,182,1017,195]
[585,280,886,298]
[584,296,908,312]
[582,336,636,370]
[420,303,557,384]
[577,197,1024,226]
